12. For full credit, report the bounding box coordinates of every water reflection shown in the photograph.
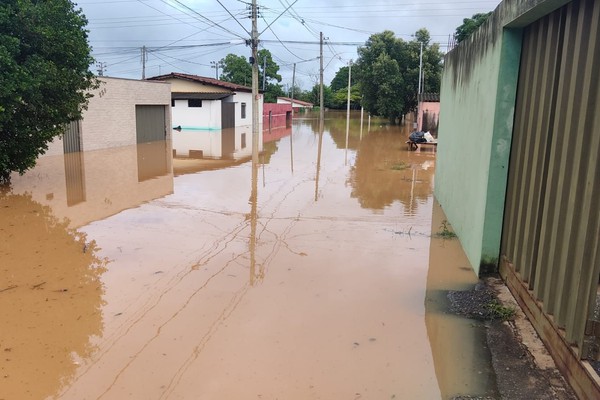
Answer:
[0,190,108,400]
[137,140,170,182]
[425,201,499,398]
[8,143,174,228]
[172,126,260,161]
[248,157,259,285]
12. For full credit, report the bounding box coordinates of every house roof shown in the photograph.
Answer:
[148,72,253,93]
[172,92,231,100]
[277,97,314,107]
[418,93,440,102]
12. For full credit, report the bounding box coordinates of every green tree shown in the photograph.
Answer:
[0,0,96,183]
[331,85,362,110]
[220,49,283,103]
[330,66,356,92]
[308,84,333,109]
[355,29,443,124]
[220,54,252,85]
[455,12,492,43]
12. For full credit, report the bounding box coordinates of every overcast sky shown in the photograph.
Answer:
[77,0,501,89]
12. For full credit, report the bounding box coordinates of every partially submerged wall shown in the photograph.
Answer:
[435,0,570,275]
[46,77,172,155]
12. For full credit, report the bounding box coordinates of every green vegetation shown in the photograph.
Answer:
[487,300,516,321]
[436,220,457,239]
[455,12,493,43]
[219,49,285,103]
[354,28,443,124]
[390,162,409,171]
[0,0,97,183]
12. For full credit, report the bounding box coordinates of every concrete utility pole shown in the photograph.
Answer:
[345,60,352,165]
[141,46,147,79]
[211,61,222,79]
[262,56,267,91]
[251,0,259,166]
[291,63,296,118]
[319,32,324,126]
[416,41,423,129]
[96,62,107,76]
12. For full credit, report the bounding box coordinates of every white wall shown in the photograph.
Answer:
[172,99,221,130]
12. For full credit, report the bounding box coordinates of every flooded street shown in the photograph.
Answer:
[1,111,495,399]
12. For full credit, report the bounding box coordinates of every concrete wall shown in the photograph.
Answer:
[230,91,256,128]
[46,77,172,156]
[417,101,440,133]
[172,99,221,130]
[263,103,292,127]
[435,0,570,275]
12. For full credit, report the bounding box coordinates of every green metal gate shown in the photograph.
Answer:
[501,0,600,360]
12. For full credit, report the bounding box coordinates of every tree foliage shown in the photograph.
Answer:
[219,53,252,85]
[0,0,96,183]
[328,66,362,110]
[354,29,443,124]
[219,49,284,103]
[455,12,492,43]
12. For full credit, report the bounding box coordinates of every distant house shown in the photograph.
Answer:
[147,73,264,160]
[417,93,440,135]
[276,97,313,112]
[148,72,263,130]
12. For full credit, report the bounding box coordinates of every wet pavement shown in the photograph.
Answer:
[1,111,498,399]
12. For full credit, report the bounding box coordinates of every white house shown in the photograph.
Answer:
[147,72,263,130]
[148,73,263,160]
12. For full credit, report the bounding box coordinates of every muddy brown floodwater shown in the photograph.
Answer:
[1,111,495,399]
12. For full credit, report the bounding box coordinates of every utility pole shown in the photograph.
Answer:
[211,61,222,79]
[262,56,267,91]
[96,62,107,76]
[345,60,352,165]
[251,0,259,166]
[291,63,296,118]
[319,32,325,125]
[416,41,423,129]
[141,45,146,80]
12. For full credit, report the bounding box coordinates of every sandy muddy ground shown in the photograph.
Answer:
[1,112,500,399]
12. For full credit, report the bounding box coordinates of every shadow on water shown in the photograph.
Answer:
[0,189,108,400]
[425,200,500,399]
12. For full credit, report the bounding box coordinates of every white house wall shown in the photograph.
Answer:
[230,92,255,128]
[172,99,221,130]
[45,77,172,156]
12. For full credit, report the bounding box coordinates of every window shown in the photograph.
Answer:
[188,99,202,108]
[241,133,246,149]
[171,99,175,107]
[241,102,247,119]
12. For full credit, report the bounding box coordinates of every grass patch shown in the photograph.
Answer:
[435,220,457,239]
[487,300,516,321]
[390,162,409,171]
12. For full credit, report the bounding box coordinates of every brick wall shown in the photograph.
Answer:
[45,77,172,156]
